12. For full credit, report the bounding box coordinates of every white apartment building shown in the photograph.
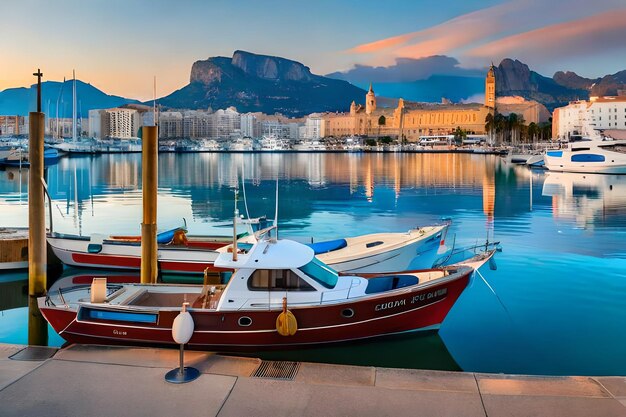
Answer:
[108,108,140,139]
[214,107,240,139]
[587,97,626,132]
[89,108,142,139]
[240,113,259,138]
[159,111,184,138]
[183,110,215,138]
[553,96,626,140]
[302,114,325,140]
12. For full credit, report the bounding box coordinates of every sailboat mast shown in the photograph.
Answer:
[72,70,77,140]
[153,76,157,126]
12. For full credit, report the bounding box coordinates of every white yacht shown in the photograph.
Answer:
[544,139,626,174]
[293,140,327,151]
[228,138,254,151]
[259,135,290,151]
[344,136,362,152]
[198,139,223,152]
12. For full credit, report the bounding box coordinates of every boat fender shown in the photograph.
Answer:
[172,229,188,246]
[172,303,194,344]
[276,297,297,336]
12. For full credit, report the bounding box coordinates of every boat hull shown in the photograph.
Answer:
[318,226,446,273]
[47,236,222,274]
[39,269,470,351]
[545,148,626,174]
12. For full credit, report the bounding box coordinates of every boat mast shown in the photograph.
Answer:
[72,70,77,141]
[153,76,157,126]
[57,77,66,139]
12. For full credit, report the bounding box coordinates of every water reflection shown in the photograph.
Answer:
[543,172,626,229]
[1,154,625,375]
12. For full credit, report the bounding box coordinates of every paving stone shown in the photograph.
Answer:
[0,360,236,417]
[218,377,486,417]
[482,394,626,417]
[54,344,213,369]
[477,374,610,398]
[376,368,478,393]
[295,362,375,387]
[0,344,45,391]
[199,355,261,377]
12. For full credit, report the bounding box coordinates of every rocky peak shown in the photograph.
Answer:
[190,56,231,85]
[231,50,313,82]
[553,71,595,90]
[495,59,534,92]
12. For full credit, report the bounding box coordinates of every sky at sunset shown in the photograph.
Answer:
[2,0,625,100]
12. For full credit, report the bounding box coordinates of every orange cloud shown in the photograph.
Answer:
[346,0,626,72]
[350,32,415,54]
[465,8,626,61]
[348,0,530,58]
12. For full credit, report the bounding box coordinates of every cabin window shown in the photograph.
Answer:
[248,269,316,291]
[299,258,339,289]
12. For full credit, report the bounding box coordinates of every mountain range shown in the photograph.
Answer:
[0,80,138,118]
[156,50,365,117]
[1,52,624,117]
[329,57,626,111]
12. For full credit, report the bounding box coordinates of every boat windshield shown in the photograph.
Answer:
[299,258,338,289]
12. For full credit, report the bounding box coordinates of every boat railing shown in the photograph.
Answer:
[254,225,278,241]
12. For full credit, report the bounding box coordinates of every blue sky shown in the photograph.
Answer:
[1,0,625,100]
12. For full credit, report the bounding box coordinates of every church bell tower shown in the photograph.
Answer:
[485,64,496,109]
[366,83,376,115]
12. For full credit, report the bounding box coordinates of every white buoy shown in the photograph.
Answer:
[172,303,194,344]
[165,303,200,383]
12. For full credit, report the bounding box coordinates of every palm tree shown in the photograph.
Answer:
[508,113,518,145]
[485,113,494,145]
[453,126,466,146]
[527,122,538,143]
[494,113,506,145]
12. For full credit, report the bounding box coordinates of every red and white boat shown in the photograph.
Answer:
[48,224,448,275]
[47,231,231,275]
[38,233,482,351]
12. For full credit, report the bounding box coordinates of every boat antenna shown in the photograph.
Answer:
[153,76,157,126]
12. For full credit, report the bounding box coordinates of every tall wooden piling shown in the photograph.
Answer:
[140,126,158,284]
[27,69,49,346]
[28,110,46,296]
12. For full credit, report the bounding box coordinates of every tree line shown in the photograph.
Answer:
[485,113,552,145]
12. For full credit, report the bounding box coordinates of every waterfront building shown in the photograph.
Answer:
[302,114,326,140]
[323,65,548,141]
[50,117,88,138]
[553,96,626,140]
[159,111,184,139]
[214,107,240,139]
[89,108,142,139]
[0,116,26,136]
[240,113,261,138]
[183,110,216,138]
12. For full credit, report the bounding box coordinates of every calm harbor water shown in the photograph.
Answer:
[1,152,625,376]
